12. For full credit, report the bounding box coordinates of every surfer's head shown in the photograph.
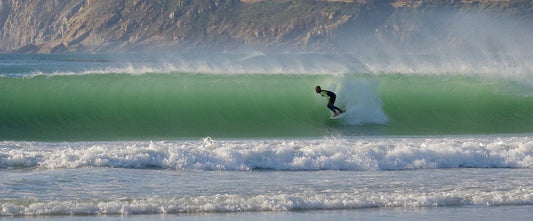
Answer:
[315,86,321,93]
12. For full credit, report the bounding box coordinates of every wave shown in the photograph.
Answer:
[0,73,384,141]
[0,52,359,77]
[2,136,533,171]
[5,52,533,77]
[2,187,532,216]
[2,72,533,140]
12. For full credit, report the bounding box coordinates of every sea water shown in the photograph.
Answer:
[1,53,533,220]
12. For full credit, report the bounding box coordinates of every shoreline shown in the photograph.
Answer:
[3,205,533,221]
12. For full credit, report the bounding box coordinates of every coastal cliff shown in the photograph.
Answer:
[0,0,532,53]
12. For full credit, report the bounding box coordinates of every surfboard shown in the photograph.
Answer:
[330,112,346,120]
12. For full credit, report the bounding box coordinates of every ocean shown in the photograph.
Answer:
[1,53,533,220]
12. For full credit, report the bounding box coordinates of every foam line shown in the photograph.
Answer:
[2,187,533,216]
[2,136,533,171]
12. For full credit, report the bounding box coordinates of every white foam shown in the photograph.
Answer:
[2,187,533,216]
[2,136,533,216]
[1,136,533,171]
[325,75,388,125]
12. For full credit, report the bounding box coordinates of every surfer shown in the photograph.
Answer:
[315,86,345,117]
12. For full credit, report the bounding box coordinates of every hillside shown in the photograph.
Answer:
[0,0,532,53]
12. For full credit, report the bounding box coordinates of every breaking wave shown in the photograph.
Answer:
[2,72,533,141]
[2,136,533,171]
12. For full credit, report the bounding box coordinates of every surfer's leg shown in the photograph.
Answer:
[328,96,338,113]
[328,96,343,113]
[331,105,343,113]
[328,104,340,117]
[328,102,343,115]
[327,103,337,113]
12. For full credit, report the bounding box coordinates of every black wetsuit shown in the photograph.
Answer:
[319,90,342,113]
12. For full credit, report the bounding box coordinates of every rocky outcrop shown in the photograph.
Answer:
[0,0,532,53]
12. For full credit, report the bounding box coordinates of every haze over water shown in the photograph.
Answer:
[2,3,533,221]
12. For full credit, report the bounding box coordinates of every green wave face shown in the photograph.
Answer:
[1,74,331,141]
[379,75,533,135]
[2,73,533,141]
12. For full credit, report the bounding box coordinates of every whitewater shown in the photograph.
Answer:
[2,137,533,171]
[2,53,533,220]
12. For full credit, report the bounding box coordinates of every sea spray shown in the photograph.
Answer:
[326,75,388,125]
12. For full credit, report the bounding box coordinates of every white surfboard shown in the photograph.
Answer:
[330,112,346,120]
